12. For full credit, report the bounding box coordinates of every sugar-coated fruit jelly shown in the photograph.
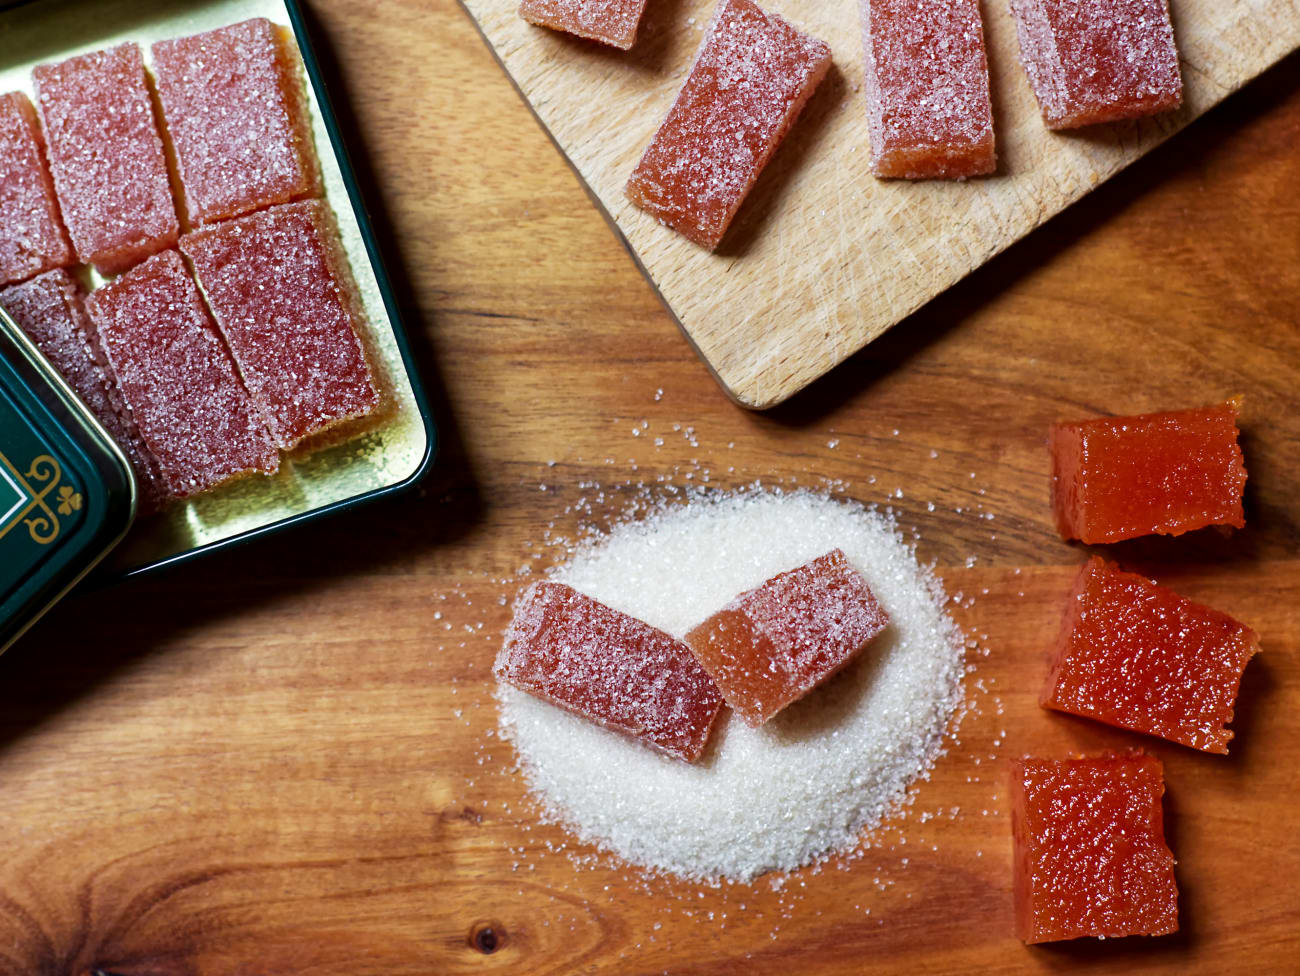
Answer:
[625,0,832,250]
[1043,557,1259,754]
[33,43,179,275]
[518,0,649,50]
[858,0,996,179]
[181,201,380,451]
[1050,399,1247,544]
[1,270,168,513]
[86,250,278,497]
[684,549,890,727]
[1009,0,1183,129]
[0,92,74,288]
[496,581,725,763]
[1011,753,1178,944]
[152,18,321,226]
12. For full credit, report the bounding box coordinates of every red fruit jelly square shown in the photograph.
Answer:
[1011,753,1178,944]
[1050,399,1246,544]
[684,549,890,727]
[86,250,278,497]
[1,270,168,513]
[0,91,74,287]
[1043,557,1259,754]
[496,581,725,763]
[519,0,649,50]
[858,0,996,179]
[181,201,380,451]
[625,0,831,249]
[1009,0,1183,129]
[33,43,179,275]
[152,18,321,227]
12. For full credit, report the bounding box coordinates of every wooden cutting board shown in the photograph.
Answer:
[460,0,1300,408]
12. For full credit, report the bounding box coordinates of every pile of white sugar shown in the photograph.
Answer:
[497,487,967,882]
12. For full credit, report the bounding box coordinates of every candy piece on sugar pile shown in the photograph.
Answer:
[518,0,648,50]
[625,0,832,249]
[0,92,74,288]
[181,201,380,451]
[1,270,169,513]
[685,549,889,727]
[496,581,725,763]
[1050,399,1246,544]
[1011,753,1178,944]
[1043,557,1258,754]
[858,0,995,179]
[86,250,278,497]
[33,44,179,274]
[1009,0,1183,129]
[152,18,321,226]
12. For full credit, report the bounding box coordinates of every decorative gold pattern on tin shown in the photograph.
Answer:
[0,451,78,546]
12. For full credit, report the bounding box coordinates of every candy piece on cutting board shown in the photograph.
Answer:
[1043,556,1259,754]
[495,581,725,763]
[518,0,649,50]
[1011,753,1178,944]
[858,0,996,179]
[0,91,74,287]
[625,0,832,249]
[152,18,321,227]
[1050,398,1246,544]
[1,270,169,513]
[33,44,179,275]
[685,549,889,727]
[86,250,278,497]
[181,201,380,451]
[1009,0,1183,129]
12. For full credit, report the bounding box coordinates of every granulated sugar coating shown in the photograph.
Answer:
[0,92,74,287]
[519,0,649,50]
[498,487,967,881]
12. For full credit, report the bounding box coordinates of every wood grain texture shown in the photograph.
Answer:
[459,0,1300,407]
[1,0,1299,974]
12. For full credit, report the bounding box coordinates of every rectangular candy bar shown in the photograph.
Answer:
[86,250,278,497]
[0,92,74,287]
[152,18,321,226]
[1009,0,1183,129]
[180,201,380,451]
[33,43,179,274]
[625,0,832,249]
[519,0,649,50]
[859,0,996,179]
[496,581,725,763]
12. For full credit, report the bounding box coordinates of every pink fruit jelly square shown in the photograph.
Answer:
[685,549,890,727]
[1009,0,1183,129]
[0,92,74,287]
[859,0,996,179]
[181,201,380,451]
[519,0,649,50]
[33,43,179,274]
[86,250,278,497]
[496,581,725,763]
[625,0,832,250]
[152,18,321,226]
[1,269,168,513]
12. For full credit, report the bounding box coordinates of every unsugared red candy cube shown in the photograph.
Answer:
[685,550,890,727]
[519,0,648,50]
[152,18,321,226]
[1050,399,1246,544]
[1011,753,1178,944]
[181,201,380,451]
[496,581,725,763]
[0,92,74,287]
[625,0,832,249]
[858,0,996,179]
[1043,557,1259,754]
[1009,0,1183,129]
[86,250,278,497]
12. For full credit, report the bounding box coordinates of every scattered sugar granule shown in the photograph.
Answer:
[519,0,649,50]
[0,91,73,287]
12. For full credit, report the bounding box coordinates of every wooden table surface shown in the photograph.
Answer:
[2,2,1298,974]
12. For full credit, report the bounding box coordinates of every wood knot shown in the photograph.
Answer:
[468,920,505,954]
